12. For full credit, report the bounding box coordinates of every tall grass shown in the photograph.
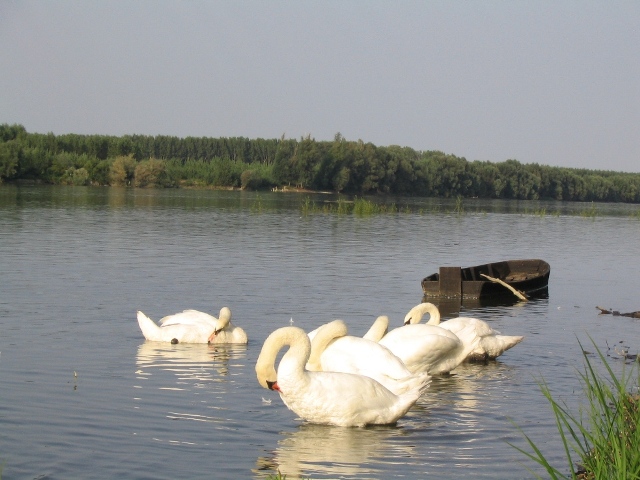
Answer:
[452,195,465,215]
[579,202,599,218]
[299,196,413,215]
[512,340,640,479]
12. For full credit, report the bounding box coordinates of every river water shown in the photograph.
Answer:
[1,185,639,479]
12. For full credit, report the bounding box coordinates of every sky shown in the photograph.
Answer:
[1,1,639,173]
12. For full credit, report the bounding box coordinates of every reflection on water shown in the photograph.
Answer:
[3,186,640,479]
[135,341,247,385]
[254,362,523,479]
[256,423,414,479]
[133,342,248,435]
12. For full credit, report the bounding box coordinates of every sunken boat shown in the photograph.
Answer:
[421,259,550,300]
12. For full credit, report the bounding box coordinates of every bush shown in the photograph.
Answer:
[109,154,136,186]
[241,166,273,190]
[134,158,171,187]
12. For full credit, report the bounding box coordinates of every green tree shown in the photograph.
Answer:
[0,140,20,182]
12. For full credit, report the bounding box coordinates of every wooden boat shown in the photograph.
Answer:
[421,259,550,299]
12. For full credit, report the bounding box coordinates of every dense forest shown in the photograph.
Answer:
[1,123,639,203]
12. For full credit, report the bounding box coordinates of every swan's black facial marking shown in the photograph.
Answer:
[171,338,179,344]
[266,380,280,391]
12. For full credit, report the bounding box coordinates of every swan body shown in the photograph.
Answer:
[405,302,524,361]
[306,320,431,396]
[255,326,426,427]
[137,307,247,344]
[378,322,474,375]
[362,314,474,374]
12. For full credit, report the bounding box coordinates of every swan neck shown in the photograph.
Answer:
[255,326,310,389]
[217,307,232,330]
[423,304,441,325]
[308,320,348,370]
[404,303,441,325]
[363,315,389,341]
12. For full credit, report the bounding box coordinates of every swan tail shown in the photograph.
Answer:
[137,311,160,341]
[480,335,525,359]
[388,372,432,396]
[394,375,430,415]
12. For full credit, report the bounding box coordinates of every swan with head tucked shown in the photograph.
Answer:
[364,314,480,375]
[137,307,247,344]
[305,319,431,396]
[404,302,524,361]
[255,325,426,427]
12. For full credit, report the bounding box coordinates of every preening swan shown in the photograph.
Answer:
[306,319,431,396]
[255,326,426,427]
[137,307,247,344]
[365,314,480,375]
[404,302,524,361]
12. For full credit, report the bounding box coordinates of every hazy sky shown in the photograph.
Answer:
[1,1,638,172]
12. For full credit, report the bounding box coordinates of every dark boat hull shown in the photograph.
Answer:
[421,259,550,299]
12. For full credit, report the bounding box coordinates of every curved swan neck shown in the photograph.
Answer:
[404,303,441,325]
[216,307,232,330]
[308,320,348,370]
[255,326,310,389]
[363,315,389,341]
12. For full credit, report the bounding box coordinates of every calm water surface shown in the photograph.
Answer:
[1,186,639,479]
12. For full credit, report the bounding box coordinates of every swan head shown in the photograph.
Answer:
[403,302,441,325]
[256,326,309,393]
[208,307,233,341]
[256,359,278,390]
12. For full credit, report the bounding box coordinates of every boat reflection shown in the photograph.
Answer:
[423,288,549,318]
[256,422,414,479]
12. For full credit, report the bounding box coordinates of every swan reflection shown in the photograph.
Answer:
[257,423,414,479]
[133,341,249,438]
[135,341,247,388]
[404,360,520,438]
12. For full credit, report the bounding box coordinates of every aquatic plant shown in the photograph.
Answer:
[453,195,465,215]
[300,196,315,215]
[579,202,599,218]
[512,340,640,479]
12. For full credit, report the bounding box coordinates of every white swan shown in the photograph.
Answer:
[364,314,479,375]
[404,302,524,361]
[305,319,431,396]
[255,326,426,427]
[137,307,247,344]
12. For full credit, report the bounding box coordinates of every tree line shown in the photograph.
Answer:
[1,123,639,203]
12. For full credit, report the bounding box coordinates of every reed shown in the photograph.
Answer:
[511,340,640,479]
[452,195,465,215]
[579,202,599,218]
[300,196,315,215]
[251,193,264,213]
